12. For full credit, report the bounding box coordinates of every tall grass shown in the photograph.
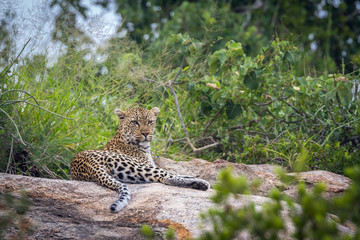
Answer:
[0,38,169,178]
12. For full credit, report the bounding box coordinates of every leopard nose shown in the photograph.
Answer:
[142,132,149,137]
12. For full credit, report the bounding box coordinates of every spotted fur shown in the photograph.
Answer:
[70,107,210,212]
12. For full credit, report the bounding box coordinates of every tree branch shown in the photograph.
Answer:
[335,92,346,119]
[254,95,289,106]
[200,107,224,137]
[280,99,301,114]
[168,83,198,151]
[142,76,167,86]
[2,38,31,76]
[327,103,338,126]
[169,137,187,143]
[228,124,245,131]
[140,57,220,153]
[169,56,185,86]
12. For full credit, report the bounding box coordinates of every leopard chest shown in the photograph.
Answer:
[104,145,152,165]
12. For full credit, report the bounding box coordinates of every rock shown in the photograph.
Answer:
[155,158,351,199]
[0,158,353,239]
[154,157,211,177]
[288,170,351,198]
[0,173,210,239]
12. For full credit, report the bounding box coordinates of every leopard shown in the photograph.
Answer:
[70,107,210,212]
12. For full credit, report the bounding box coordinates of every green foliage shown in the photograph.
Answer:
[1,31,359,177]
[2,0,358,176]
[164,228,175,240]
[153,35,359,174]
[141,224,156,240]
[291,182,338,239]
[0,8,16,66]
[0,192,33,239]
[138,167,360,239]
[0,38,160,178]
[211,167,250,204]
[166,33,202,56]
[50,0,91,51]
[199,169,285,240]
[198,167,360,240]
[333,166,360,227]
[1,2,359,238]
[59,0,360,72]
[141,224,175,240]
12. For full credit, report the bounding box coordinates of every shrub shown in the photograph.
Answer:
[1,34,359,177]
[198,166,360,239]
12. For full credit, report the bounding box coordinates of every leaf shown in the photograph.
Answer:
[166,34,182,46]
[297,77,306,87]
[190,39,202,52]
[243,71,259,90]
[208,49,227,74]
[338,82,352,106]
[211,90,223,103]
[225,101,242,119]
[284,50,299,65]
[187,82,195,91]
[254,68,262,77]
[166,33,201,55]
[226,40,244,57]
[123,53,141,65]
[180,33,191,45]
[201,102,213,114]
[294,147,309,172]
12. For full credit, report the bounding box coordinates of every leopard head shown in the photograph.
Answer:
[115,107,160,148]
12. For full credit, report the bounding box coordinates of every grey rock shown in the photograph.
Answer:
[0,158,354,239]
[155,158,351,199]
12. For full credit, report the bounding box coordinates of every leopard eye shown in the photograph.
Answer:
[131,120,140,126]
[148,120,153,125]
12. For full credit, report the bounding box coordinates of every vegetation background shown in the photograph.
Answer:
[1,0,360,239]
[1,0,359,178]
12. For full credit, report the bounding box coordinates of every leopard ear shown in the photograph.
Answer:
[115,109,126,119]
[151,107,160,117]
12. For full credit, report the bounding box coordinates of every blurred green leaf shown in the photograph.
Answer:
[225,101,242,120]
[243,71,259,90]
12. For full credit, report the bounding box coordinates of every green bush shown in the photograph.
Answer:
[1,34,359,177]
[153,35,360,174]
[141,224,175,240]
[199,166,360,240]
[140,166,360,239]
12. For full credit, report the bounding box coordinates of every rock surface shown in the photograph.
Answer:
[1,173,212,239]
[155,158,351,199]
[0,158,353,239]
